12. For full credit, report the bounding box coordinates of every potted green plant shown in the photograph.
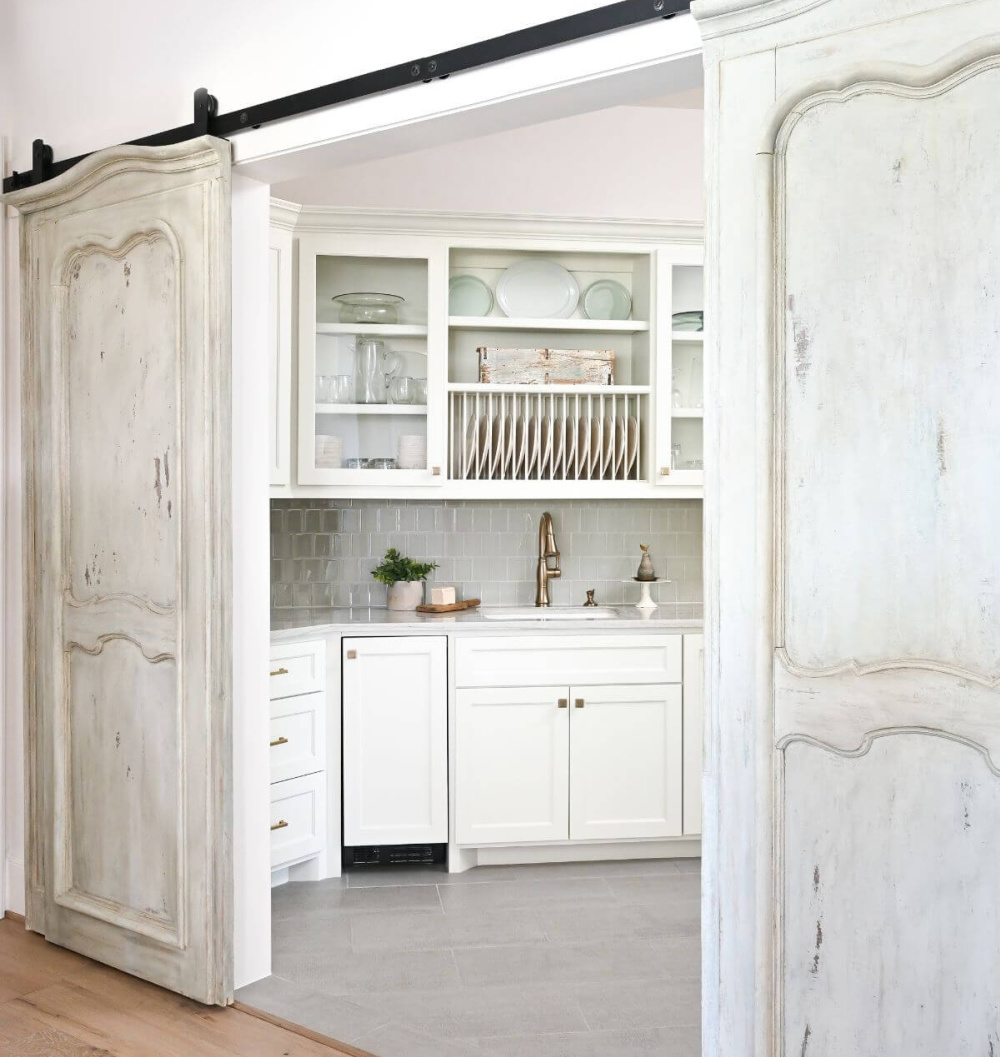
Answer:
[371,548,439,611]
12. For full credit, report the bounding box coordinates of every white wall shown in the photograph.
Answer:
[275,104,703,220]
[4,0,652,169]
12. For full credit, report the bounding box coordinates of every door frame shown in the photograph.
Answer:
[224,8,720,1029]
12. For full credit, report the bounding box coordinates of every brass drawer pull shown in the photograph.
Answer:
[270,819,289,832]
[270,667,289,677]
[574,698,585,708]
[269,736,288,747]
[557,698,568,708]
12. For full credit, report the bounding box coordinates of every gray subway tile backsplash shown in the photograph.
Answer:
[271,499,703,610]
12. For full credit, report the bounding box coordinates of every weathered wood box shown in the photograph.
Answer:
[478,346,614,385]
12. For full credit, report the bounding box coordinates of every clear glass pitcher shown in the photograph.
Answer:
[354,337,402,404]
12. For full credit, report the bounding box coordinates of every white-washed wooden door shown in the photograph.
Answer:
[6,138,232,1004]
[762,40,1000,1056]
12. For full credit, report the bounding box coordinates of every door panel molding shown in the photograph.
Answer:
[6,136,232,1004]
[756,39,1000,1056]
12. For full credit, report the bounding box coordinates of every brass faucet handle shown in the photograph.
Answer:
[583,589,597,607]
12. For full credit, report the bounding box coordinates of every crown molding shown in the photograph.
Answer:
[268,199,702,244]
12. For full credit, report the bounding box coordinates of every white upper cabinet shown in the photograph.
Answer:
[296,233,448,490]
[273,207,703,498]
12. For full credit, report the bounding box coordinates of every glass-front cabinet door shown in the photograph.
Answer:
[654,250,704,489]
[297,234,446,487]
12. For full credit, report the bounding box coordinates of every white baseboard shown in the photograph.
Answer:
[467,837,701,868]
[5,857,24,915]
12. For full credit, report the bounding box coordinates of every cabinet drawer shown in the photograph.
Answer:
[270,639,325,699]
[456,634,681,688]
[269,691,325,784]
[270,772,326,869]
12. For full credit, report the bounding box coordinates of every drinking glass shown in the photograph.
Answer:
[332,375,354,403]
[413,378,428,405]
[316,375,335,403]
[389,376,413,405]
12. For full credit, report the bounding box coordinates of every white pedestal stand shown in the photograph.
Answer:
[626,578,669,610]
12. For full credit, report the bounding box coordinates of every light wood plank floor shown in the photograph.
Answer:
[0,915,359,1057]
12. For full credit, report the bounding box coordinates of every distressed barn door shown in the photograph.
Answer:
[766,42,1000,1050]
[695,1,1000,1053]
[5,138,232,1004]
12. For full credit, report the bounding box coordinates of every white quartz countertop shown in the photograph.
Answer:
[271,604,703,640]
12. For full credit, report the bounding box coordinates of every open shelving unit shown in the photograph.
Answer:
[280,220,703,496]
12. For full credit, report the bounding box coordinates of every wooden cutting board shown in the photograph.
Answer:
[416,598,481,614]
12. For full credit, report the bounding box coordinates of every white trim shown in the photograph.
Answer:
[232,20,703,186]
[273,199,704,245]
[472,837,701,866]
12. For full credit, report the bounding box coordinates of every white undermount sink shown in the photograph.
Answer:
[480,606,619,620]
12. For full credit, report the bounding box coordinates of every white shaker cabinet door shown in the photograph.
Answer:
[568,683,682,841]
[343,636,447,846]
[456,686,569,845]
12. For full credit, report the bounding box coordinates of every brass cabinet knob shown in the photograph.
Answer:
[269,736,288,747]
[660,467,670,476]
[432,466,441,476]
[346,649,357,659]
[270,666,289,676]
[270,819,289,832]
[574,698,585,708]
[557,698,568,708]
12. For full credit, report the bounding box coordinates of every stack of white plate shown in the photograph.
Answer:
[315,435,342,468]
[397,434,426,470]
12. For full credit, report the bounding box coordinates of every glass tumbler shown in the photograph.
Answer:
[413,378,428,405]
[389,376,413,405]
[316,375,335,403]
[332,375,354,403]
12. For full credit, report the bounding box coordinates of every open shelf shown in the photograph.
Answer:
[317,323,428,337]
[671,331,704,342]
[671,408,704,418]
[316,404,428,415]
[449,316,649,333]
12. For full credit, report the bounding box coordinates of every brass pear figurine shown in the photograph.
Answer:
[636,543,656,582]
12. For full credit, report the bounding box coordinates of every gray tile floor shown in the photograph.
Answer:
[236,857,701,1057]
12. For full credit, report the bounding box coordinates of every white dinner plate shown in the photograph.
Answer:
[502,415,514,478]
[449,274,494,317]
[463,414,478,478]
[539,415,553,477]
[496,259,580,319]
[578,418,591,478]
[601,417,615,479]
[590,418,602,480]
[552,418,564,478]
[525,415,538,478]
[477,413,491,478]
[614,417,627,479]
[511,417,525,478]
[627,415,639,478]
[563,418,577,479]
[491,415,505,478]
